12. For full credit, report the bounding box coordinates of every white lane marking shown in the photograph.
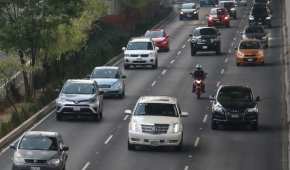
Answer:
[182,44,186,49]
[177,51,182,55]
[202,114,208,123]
[0,109,56,155]
[216,81,221,87]
[151,81,157,87]
[184,166,189,170]
[123,115,129,120]
[161,69,167,75]
[104,135,113,145]
[187,38,191,42]
[194,137,200,147]
[220,69,225,75]
[224,58,228,63]
[82,162,91,170]
[231,42,234,47]
[170,59,175,64]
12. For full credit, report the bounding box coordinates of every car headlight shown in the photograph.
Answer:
[237,51,244,58]
[213,103,225,113]
[249,16,254,20]
[89,97,97,103]
[172,123,181,133]
[247,107,258,113]
[129,121,141,133]
[266,16,271,20]
[193,10,197,14]
[180,11,184,14]
[230,8,236,11]
[13,153,25,165]
[262,36,267,40]
[112,81,122,89]
[48,158,61,167]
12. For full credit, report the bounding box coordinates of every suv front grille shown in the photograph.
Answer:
[141,54,149,57]
[25,159,47,164]
[99,84,111,88]
[141,124,169,134]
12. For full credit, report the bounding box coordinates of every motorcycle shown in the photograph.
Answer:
[193,79,203,99]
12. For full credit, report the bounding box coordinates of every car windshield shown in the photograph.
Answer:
[223,2,234,8]
[182,3,195,9]
[145,31,164,38]
[19,135,58,151]
[127,42,153,50]
[239,41,261,49]
[134,103,178,117]
[62,83,95,94]
[199,28,217,35]
[252,7,268,16]
[91,69,119,79]
[245,26,264,33]
[217,87,253,103]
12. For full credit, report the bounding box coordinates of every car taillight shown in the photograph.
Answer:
[209,16,213,21]
[224,16,229,20]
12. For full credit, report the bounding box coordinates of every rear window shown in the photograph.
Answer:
[134,103,178,117]
[145,30,164,38]
[245,26,264,34]
[211,8,227,15]
[19,135,58,151]
[198,28,217,35]
[223,2,235,8]
[182,3,196,9]
[218,87,253,102]
[239,41,261,49]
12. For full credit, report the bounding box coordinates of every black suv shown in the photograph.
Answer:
[179,3,199,20]
[242,25,269,48]
[249,3,272,27]
[210,85,260,130]
[189,27,221,56]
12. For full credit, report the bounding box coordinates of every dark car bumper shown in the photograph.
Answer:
[212,112,258,125]
[13,164,62,170]
[180,12,198,19]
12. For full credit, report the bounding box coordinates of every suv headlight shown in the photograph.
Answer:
[213,103,225,114]
[13,153,25,165]
[89,97,97,103]
[112,81,122,89]
[172,123,181,133]
[247,107,258,113]
[266,16,271,20]
[48,158,61,167]
[230,8,236,11]
[249,16,254,20]
[129,121,141,133]
[180,11,184,14]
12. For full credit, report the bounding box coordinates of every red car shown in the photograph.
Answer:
[208,8,230,27]
[145,29,170,51]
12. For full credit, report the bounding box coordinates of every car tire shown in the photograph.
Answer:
[216,47,221,55]
[191,46,196,56]
[251,122,258,130]
[120,90,125,98]
[236,62,240,66]
[268,23,272,28]
[226,23,230,28]
[124,64,129,70]
[211,120,217,130]
[56,114,64,121]
[179,16,183,20]
[128,141,136,151]
[174,137,183,151]
[152,60,158,69]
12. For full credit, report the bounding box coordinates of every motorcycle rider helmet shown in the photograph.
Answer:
[195,64,202,71]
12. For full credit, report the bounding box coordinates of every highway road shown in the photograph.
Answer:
[0,0,287,169]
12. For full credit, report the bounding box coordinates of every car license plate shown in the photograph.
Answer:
[150,140,160,146]
[31,167,40,170]
[231,114,239,118]
[73,106,81,111]
[202,46,208,49]
[247,58,254,62]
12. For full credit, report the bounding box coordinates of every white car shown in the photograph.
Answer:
[125,96,189,151]
[122,37,159,70]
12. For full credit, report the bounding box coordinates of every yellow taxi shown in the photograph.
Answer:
[236,39,265,66]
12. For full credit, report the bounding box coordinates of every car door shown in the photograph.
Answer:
[58,136,68,168]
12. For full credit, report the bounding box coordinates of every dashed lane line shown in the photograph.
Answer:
[123,115,129,121]
[81,162,91,170]
[161,69,167,75]
[220,69,225,75]
[224,58,228,63]
[194,137,200,147]
[104,135,113,145]
[170,59,175,64]
[216,81,221,87]
[177,51,182,56]
[182,44,186,49]
[203,114,208,123]
[184,166,189,170]
[152,81,157,87]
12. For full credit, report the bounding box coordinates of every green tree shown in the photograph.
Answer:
[0,0,84,98]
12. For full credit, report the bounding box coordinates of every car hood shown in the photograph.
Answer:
[124,50,153,55]
[59,93,95,102]
[132,116,180,125]
[90,78,118,85]
[181,9,196,13]
[239,49,260,56]
[15,149,58,160]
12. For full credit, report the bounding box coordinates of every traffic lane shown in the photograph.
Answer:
[0,8,210,170]
[187,3,284,170]
[87,9,246,170]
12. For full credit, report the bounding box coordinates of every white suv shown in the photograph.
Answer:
[122,37,159,69]
[125,96,189,151]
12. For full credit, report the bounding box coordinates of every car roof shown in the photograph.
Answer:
[66,79,95,84]
[182,2,195,6]
[24,131,59,137]
[218,85,252,92]
[130,37,152,42]
[195,26,216,30]
[138,96,177,104]
[93,66,119,70]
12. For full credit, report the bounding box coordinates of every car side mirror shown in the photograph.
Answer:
[99,91,104,95]
[122,47,126,51]
[9,144,16,150]
[124,109,132,115]
[209,95,215,100]
[62,145,69,151]
[122,75,127,79]
[181,112,189,117]
[256,96,260,102]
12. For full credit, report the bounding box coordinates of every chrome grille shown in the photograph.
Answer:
[141,124,169,134]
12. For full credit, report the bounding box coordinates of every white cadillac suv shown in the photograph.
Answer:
[122,37,159,69]
[125,96,189,151]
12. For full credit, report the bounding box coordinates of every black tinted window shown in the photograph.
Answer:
[199,28,217,35]
[239,41,261,49]
[134,103,178,117]
[62,82,96,94]
[245,26,265,33]
[19,135,58,151]
[218,87,253,102]
[252,7,268,16]
[127,42,153,50]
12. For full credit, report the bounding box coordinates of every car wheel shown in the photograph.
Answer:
[179,16,183,20]
[174,137,183,151]
[236,62,240,66]
[216,47,221,55]
[124,64,129,70]
[251,122,258,131]
[152,60,158,69]
[128,141,136,151]
[56,114,64,121]
[120,90,125,98]
[191,46,196,56]
[211,120,217,130]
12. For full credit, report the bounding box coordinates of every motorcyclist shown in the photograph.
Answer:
[191,64,206,92]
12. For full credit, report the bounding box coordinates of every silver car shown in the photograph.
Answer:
[56,79,103,121]
[10,131,69,170]
[89,66,126,98]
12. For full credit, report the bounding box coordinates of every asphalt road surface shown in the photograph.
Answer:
[0,0,286,170]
